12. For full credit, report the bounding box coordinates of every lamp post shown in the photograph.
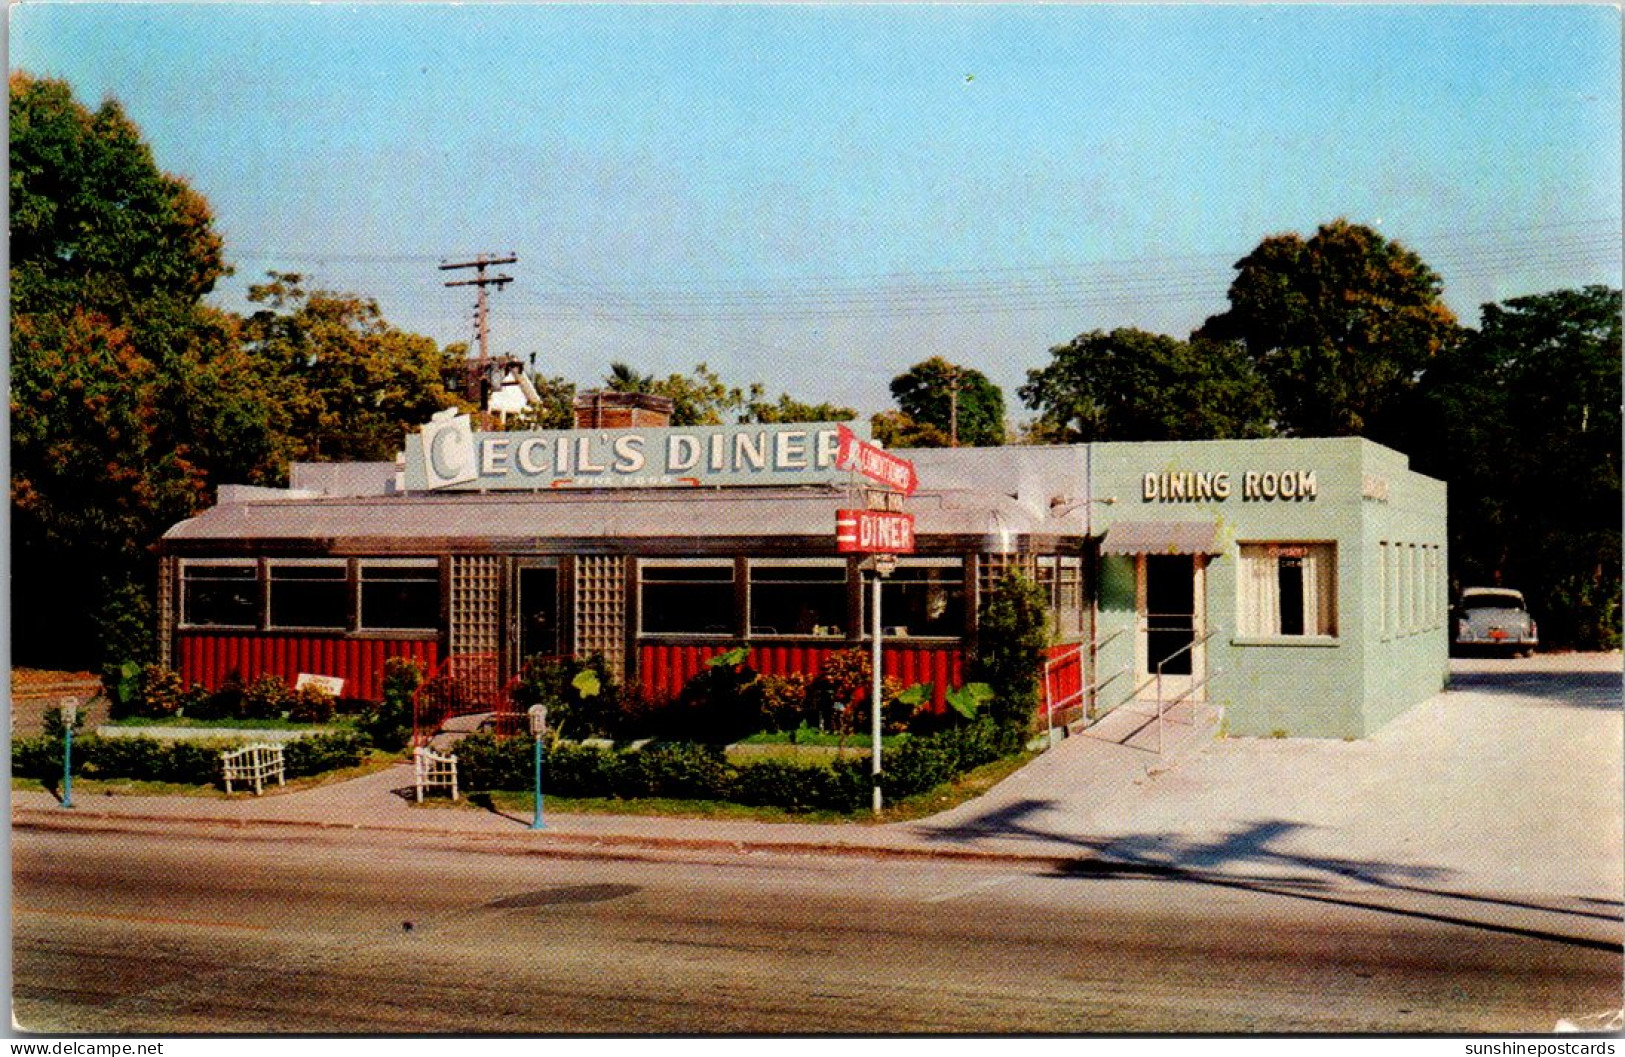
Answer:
[870,554,896,816]
[59,697,78,809]
[527,704,548,830]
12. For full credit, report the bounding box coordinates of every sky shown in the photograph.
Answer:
[10,3,1622,418]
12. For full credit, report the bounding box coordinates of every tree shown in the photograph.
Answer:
[1198,219,1464,440]
[239,273,466,463]
[600,362,852,427]
[971,573,1050,753]
[888,357,1005,446]
[9,74,270,668]
[1410,286,1621,648]
[503,372,576,430]
[1019,328,1275,442]
[744,393,856,424]
[869,409,950,449]
[10,73,226,320]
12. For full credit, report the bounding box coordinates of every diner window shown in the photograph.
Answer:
[1237,543,1337,638]
[1036,555,1085,639]
[181,560,259,628]
[360,559,441,631]
[268,561,349,630]
[864,558,965,638]
[749,560,848,637]
[639,560,736,636]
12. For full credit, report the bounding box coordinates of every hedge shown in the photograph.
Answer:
[450,718,1007,813]
[11,731,368,788]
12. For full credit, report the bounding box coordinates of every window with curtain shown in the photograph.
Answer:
[1237,543,1337,638]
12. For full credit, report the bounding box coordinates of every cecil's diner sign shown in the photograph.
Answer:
[404,412,863,491]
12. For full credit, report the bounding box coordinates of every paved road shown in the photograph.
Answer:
[13,823,1621,1034]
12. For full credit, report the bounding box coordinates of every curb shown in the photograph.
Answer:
[11,807,1089,870]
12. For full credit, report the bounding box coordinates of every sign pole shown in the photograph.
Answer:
[60,697,77,810]
[527,705,548,830]
[532,734,545,830]
[871,570,884,816]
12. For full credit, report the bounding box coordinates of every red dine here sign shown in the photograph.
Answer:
[836,423,918,496]
[836,509,917,554]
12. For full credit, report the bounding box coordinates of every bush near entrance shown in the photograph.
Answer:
[451,718,1006,814]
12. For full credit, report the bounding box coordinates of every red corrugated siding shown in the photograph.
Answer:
[1043,643,1085,713]
[176,633,439,702]
[637,641,965,711]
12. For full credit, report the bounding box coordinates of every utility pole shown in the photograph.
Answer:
[440,253,517,362]
[947,364,960,448]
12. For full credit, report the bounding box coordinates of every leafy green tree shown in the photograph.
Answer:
[10,73,275,667]
[869,409,950,449]
[744,393,857,424]
[604,361,655,394]
[239,273,466,463]
[971,573,1050,753]
[1198,219,1464,440]
[889,356,1006,446]
[1019,328,1275,442]
[1410,286,1621,648]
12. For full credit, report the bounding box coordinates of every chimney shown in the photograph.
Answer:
[572,391,674,430]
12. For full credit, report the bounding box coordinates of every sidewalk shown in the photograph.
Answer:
[10,697,1220,867]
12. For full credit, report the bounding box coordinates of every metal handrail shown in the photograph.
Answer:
[1155,626,1220,755]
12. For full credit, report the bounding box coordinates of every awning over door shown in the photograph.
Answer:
[1098,520,1219,556]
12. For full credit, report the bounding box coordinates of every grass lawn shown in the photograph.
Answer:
[11,749,402,800]
[735,729,905,749]
[440,750,1037,825]
[102,715,358,732]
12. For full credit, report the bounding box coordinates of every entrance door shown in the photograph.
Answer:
[1138,554,1206,698]
[518,564,561,664]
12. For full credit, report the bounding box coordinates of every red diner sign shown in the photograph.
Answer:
[835,509,917,554]
[836,423,918,496]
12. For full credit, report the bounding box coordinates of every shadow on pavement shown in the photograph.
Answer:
[915,797,1624,953]
[1446,669,1622,710]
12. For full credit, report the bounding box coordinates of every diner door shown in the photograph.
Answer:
[517,561,561,665]
[1137,554,1207,700]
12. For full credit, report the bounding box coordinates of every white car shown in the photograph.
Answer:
[1454,588,1538,656]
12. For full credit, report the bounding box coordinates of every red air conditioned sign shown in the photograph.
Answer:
[835,509,917,554]
[836,423,918,496]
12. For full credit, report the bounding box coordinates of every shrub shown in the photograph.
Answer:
[882,718,1003,799]
[287,684,337,724]
[732,757,866,813]
[357,657,420,751]
[12,735,65,780]
[752,673,812,733]
[622,741,732,800]
[188,676,244,721]
[512,653,620,741]
[448,732,532,793]
[545,741,626,799]
[810,649,870,736]
[241,674,292,721]
[105,660,144,720]
[136,664,189,719]
[972,573,1050,753]
[676,648,760,744]
[283,732,366,778]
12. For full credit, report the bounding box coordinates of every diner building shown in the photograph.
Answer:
[158,400,1449,739]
